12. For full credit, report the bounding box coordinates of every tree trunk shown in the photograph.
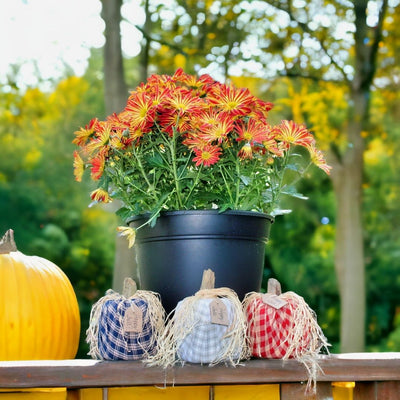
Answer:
[331,122,365,352]
[101,0,127,113]
[328,0,387,352]
[101,0,138,293]
[139,0,151,82]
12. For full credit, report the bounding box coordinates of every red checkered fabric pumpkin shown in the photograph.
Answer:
[244,278,328,360]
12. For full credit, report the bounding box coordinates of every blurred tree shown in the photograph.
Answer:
[100,0,139,293]
[0,68,116,357]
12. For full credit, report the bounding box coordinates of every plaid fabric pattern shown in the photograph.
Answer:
[246,297,310,359]
[177,298,240,364]
[98,298,157,360]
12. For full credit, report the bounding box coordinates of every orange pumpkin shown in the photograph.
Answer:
[0,229,80,360]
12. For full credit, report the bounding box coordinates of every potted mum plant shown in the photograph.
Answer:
[73,68,330,312]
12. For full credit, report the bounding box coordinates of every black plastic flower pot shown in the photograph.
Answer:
[128,210,274,313]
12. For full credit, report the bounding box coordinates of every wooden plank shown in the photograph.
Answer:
[376,381,400,400]
[353,382,375,399]
[0,355,399,389]
[280,382,333,400]
[0,359,309,389]
[354,381,400,400]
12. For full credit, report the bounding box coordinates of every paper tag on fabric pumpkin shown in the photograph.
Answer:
[210,298,230,326]
[123,303,143,333]
[261,294,288,309]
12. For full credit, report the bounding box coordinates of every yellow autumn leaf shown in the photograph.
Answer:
[174,54,186,69]
[364,137,390,166]
[23,148,42,169]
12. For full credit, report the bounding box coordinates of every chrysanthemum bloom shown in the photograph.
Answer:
[116,226,136,248]
[235,119,270,145]
[238,143,254,160]
[183,134,209,150]
[192,145,222,167]
[254,98,274,119]
[172,68,215,95]
[73,151,85,182]
[307,145,332,175]
[158,109,192,136]
[165,87,205,118]
[262,136,284,157]
[275,120,315,149]
[207,83,254,117]
[90,154,106,181]
[124,92,157,133]
[72,118,98,147]
[85,122,112,156]
[199,113,234,144]
[90,188,111,203]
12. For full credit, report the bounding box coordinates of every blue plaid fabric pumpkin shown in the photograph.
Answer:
[98,298,156,360]
[87,279,165,361]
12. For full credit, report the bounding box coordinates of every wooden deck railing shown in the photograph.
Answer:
[1,353,400,399]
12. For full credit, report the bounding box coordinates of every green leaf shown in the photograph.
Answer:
[146,153,166,168]
[240,175,250,185]
[286,163,302,173]
[281,185,309,200]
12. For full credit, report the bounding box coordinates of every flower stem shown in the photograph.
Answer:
[234,155,242,209]
[184,164,203,205]
[130,146,156,197]
[168,127,183,209]
[219,164,234,205]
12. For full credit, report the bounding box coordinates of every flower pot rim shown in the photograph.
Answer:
[126,209,274,225]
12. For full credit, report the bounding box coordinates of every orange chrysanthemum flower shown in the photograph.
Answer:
[253,98,274,120]
[238,143,254,160]
[192,145,222,167]
[90,154,106,181]
[72,118,98,147]
[90,188,111,203]
[116,226,136,248]
[149,86,173,111]
[263,135,284,157]
[208,84,254,117]
[172,68,215,95]
[73,151,85,182]
[165,87,205,117]
[85,124,111,157]
[106,113,127,130]
[158,110,192,136]
[275,120,315,148]
[145,73,174,89]
[307,145,332,175]
[124,92,156,132]
[183,134,209,150]
[172,68,199,87]
[235,119,270,144]
[199,113,234,143]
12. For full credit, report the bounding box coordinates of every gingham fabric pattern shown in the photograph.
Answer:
[98,298,157,360]
[177,297,240,364]
[245,297,310,359]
